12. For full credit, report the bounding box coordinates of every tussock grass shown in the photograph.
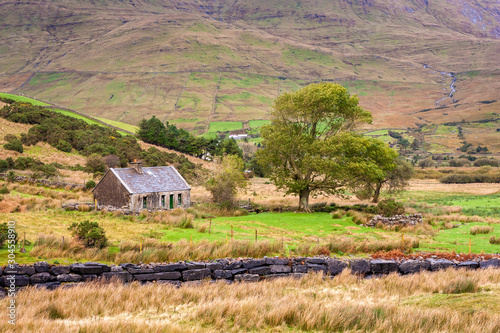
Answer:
[489,236,500,245]
[30,234,284,263]
[3,269,500,332]
[323,236,419,255]
[470,226,494,235]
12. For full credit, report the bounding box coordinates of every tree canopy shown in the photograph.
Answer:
[257,82,400,210]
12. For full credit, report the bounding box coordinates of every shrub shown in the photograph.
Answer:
[0,222,17,247]
[55,139,72,153]
[68,220,107,248]
[85,154,106,174]
[85,180,96,190]
[473,158,499,167]
[418,158,434,168]
[377,199,405,216]
[0,159,8,172]
[470,225,493,235]
[4,139,23,153]
[489,236,500,245]
[448,159,470,167]
[0,186,9,194]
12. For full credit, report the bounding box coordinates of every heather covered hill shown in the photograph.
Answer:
[0,0,498,139]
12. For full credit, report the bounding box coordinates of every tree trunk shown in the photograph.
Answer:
[372,183,382,203]
[298,187,310,212]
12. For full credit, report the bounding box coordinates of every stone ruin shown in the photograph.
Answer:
[365,214,423,228]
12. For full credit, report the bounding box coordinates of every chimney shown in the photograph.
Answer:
[130,159,143,174]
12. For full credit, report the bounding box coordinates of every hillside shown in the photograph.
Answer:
[0,0,498,152]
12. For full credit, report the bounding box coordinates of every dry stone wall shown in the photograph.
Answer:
[1,257,500,294]
[0,173,84,190]
[365,214,424,227]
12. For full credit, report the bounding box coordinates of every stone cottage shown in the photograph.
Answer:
[92,161,191,212]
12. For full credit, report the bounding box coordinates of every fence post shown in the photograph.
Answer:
[255,229,257,241]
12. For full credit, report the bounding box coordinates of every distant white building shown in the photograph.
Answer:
[228,134,248,140]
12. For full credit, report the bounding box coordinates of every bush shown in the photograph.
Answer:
[418,158,434,168]
[473,158,499,167]
[0,159,8,172]
[68,220,107,248]
[85,180,96,190]
[377,199,405,216]
[448,159,470,167]
[85,154,106,174]
[0,222,17,247]
[0,186,9,194]
[4,139,23,153]
[55,139,72,153]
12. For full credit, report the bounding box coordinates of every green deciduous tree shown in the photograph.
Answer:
[351,156,414,203]
[205,155,247,207]
[257,82,377,211]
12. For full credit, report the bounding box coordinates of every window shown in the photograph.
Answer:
[143,197,147,209]
[161,195,166,208]
[178,193,182,207]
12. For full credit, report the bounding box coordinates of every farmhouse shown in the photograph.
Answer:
[92,161,191,212]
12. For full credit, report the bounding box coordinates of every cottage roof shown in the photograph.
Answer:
[109,165,191,194]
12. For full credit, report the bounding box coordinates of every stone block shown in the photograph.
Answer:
[213,270,233,280]
[206,262,223,271]
[82,275,98,282]
[371,259,398,274]
[349,260,371,275]
[480,259,500,269]
[2,275,30,287]
[127,268,155,274]
[248,267,271,275]
[326,260,348,275]
[234,274,260,282]
[243,259,266,269]
[101,271,132,283]
[269,265,291,274]
[427,259,455,271]
[153,263,188,272]
[292,265,308,273]
[133,274,158,281]
[224,261,242,270]
[34,262,50,273]
[155,272,181,280]
[30,272,53,284]
[307,264,327,273]
[457,261,479,270]
[56,274,82,283]
[182,268,211,281]
[186,262,206,269]
[306,258,327,265]
[265,258,289,265]
[399,260,431,274]
[71,264,103,275]
[50,266,70,275]
[34,282,61,290]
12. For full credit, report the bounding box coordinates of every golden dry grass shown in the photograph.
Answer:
[3,268,500,332]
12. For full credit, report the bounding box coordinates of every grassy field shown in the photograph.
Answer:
[3,268,500,332]
[208,121,243,132]
[0,92,50,106]
[95,117,139,133]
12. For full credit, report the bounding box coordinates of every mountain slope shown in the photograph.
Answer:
[0,0,498,145]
